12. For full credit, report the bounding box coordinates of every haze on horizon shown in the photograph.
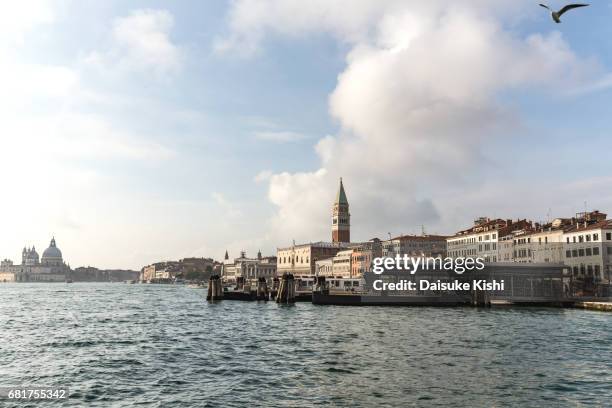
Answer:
[1,0,612,270]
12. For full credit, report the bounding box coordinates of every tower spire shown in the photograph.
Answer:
[332,177,350,243]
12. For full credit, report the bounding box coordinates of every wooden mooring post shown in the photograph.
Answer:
[256,277,269,301]
[206,275,224,301]
[471,287,490,307]
[271,277,279,300]
[276,273,295,304]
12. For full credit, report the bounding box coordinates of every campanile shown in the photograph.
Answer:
[332,178,350,243]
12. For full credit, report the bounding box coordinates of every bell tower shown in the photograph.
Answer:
[332,178,350,243]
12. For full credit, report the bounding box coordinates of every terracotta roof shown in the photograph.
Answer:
[390,234,449,241]
[563,219,612,233]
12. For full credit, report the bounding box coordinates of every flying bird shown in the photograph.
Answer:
[539,3,589,23]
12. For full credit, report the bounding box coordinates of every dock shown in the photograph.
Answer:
[573,301,612,312]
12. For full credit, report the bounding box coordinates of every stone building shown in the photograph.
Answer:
[562,216,612,285]
[351,238,383,277]
[221,251,277,284]
[447,218,532,263]
[277,242,348,277]
[383,234,448,258]
[0,237,70,282]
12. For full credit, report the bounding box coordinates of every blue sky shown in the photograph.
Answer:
[1,0,612,269]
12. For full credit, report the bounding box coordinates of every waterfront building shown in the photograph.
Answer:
[0,237,70,282]
[221,251,277,284]
[0,260,15,282]
[562,216,612,285]
[447,218,531,262]
[71,266,140,282]
[332,178,350,243]
[141,262,177,282]
[509,218,572,264]
[332,249,353,278]
[141,257,220,282]
[315,257,333,277]
[382,234,448,258]
[351,238,383,277]
[277,242,348,277]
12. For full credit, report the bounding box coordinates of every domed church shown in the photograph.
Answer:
[0,237,71,282]
[41,237,64,266]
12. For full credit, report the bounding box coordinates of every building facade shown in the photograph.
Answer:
[562,218,612,285]
[351,238,383,277]
[383,234,448,258]
[0,237,70,282]
[447,218,532,263]
[277,242,348,277]
[315,257,333,277]
[221,251,277,284]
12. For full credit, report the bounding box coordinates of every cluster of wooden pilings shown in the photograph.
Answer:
[471,288,490,307]
[275,273,296,304]
[207,275,223,301]
[256,277,269,301]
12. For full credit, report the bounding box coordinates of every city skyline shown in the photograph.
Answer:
[1,1,612,269]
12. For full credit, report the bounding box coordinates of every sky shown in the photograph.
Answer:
[1,0,612,270]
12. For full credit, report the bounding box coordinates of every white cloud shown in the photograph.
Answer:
[0,0,55,45]
[254,170,273,183]
[219,0,603,242]
[85,9,182,75]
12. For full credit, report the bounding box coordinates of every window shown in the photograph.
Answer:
[593,247,599,256]
[579,249,585,257]
[573,237,577,243]
[566,237,570,243]
[608,247,612,255]
[572,249,578,257]
[586,248,592,256]
[545,237,548,244]
[594,234,599,241]
[492,234,497,239]
[586,235,591,242]
[607,233,611,241]
[579,235,584,243]
[566,250,571,258]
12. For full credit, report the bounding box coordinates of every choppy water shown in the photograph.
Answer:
[0,283,610,407]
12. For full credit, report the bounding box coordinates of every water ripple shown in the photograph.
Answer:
[0,283,610,407]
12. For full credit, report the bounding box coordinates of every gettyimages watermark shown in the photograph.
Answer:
[369,256,505,292]
[372,255,485,275]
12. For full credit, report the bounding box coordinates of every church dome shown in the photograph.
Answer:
[42,237,63,262]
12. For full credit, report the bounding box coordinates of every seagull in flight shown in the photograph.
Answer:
[539,3,589,23]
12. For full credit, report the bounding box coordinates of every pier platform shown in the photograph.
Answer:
[574,301,612,312]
